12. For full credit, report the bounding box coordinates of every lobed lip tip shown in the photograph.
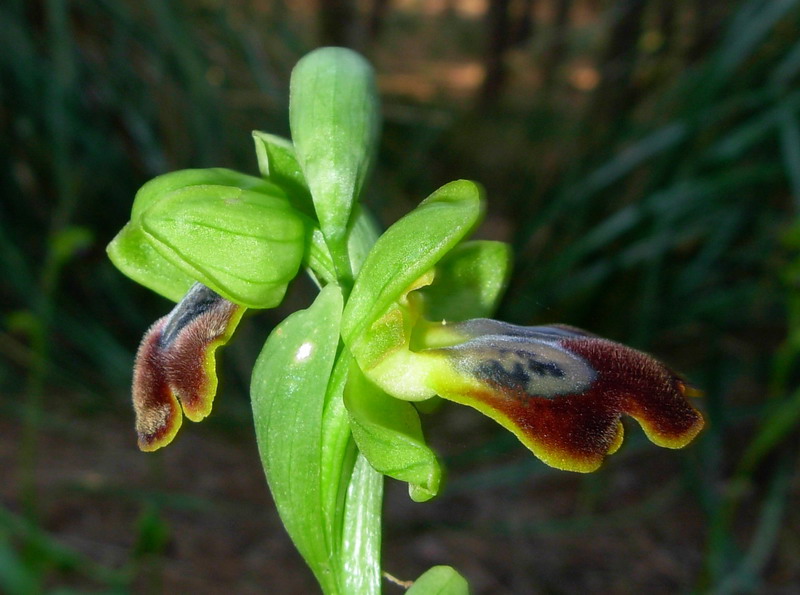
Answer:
[137,436,160,452]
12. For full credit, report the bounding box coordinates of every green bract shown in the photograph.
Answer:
[251,285,380,593]
[290,47,380,282]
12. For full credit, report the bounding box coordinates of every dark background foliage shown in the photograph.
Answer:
[1,0,799,592]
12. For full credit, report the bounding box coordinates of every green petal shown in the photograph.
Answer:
[252,131,315,217]
[342,179,484,348]
[420,240,512,321]
[345,362,442,502]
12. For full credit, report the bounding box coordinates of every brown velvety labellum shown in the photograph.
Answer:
[436,325,704,472]
[159,284,242,421]
[132,318,182,451]
[562,338,704,448]
[131,283,243,450]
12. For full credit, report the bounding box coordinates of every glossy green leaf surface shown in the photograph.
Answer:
[345,362,441,502]
[420,240,512,322]
[319,352,358,557]
[250,285,344,593]
[341,179,484,348]
[407,566,469,595]
[290,47,380,279]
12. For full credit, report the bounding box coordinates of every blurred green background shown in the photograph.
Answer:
[2,0,799,592]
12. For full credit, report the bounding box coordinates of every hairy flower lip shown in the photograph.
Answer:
[356,315,705,473]
[424,324,705,472]
[132,283,244,451]
[133,317,182,451]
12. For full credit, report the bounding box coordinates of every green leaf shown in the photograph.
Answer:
[420,240,511,322]
[290,47,380,280]
[341,179,484,347]
[407,566,469,595]
[339,452,384,595]
[345,362,442,502]
[319,352,358,557]
[141,185,305,308]
[250,284,343,593]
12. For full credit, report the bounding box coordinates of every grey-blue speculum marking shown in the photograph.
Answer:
[438,335,597,400]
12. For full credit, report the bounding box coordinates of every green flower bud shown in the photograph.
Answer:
[108,169,306,308]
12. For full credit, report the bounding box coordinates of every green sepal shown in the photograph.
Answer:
[407,566,469,595]
[252,131,315,217]
[108,168,304,305]
[139,185,305,308]
[345,361,442,502]
[341,179,484,349]
[290,47,380,280]
[131,168,279,220]
[108,222,196,302]
[250,284,344,593]
[420,240,512,321]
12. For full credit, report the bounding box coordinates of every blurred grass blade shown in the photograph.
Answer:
[714,456,793,594]
[737,386,800,475]
[779,107,800,210]
[716,0,798,79]
[770,36,800,88]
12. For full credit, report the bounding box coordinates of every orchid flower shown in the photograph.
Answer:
[108,47,705,594]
